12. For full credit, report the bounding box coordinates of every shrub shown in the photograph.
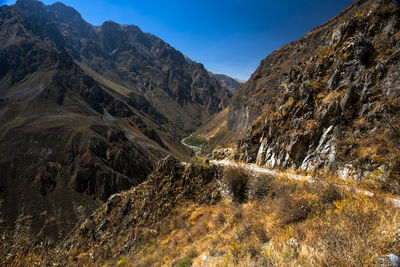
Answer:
[223,167,250,203]
[319,184,342,204]
[175,255,192,267]
[253,223,269,243]
[278,196,312,225]
[250,174,276,200]
[213,211,226,227]
[175,248,197,267]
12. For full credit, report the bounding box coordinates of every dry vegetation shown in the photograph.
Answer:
[122,166,400,266]
[0,218,69,266]
[2,165,400,266]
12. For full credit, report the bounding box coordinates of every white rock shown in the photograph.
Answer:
[377,254,400,267]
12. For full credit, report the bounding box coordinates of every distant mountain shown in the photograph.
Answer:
[184,54,244,93]
[212,73,245,93]
[0,0,231,239]
[13,0,232,135]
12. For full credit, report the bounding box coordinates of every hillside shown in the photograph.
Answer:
[13,0,232,135]
[212,73,244,94]
[0,0,230,239]
[0,4,161,240]
[206,0,400,193]
[2,0,400,266]
[3,155,400,266]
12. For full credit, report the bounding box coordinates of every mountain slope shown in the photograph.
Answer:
[0,5,164,239]
[212,73,244,93]
[206,0,400,192]
[0,0,230,240]
[13,0,232,135]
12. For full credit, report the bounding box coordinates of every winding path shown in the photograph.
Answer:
[210,159,400,208]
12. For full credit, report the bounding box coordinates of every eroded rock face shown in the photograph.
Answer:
[225,0,400,190]
[227,105,262,133]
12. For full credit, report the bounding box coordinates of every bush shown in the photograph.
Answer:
[175,255,192,267]
[213,211,226,227]
[319,184,342,204]
[250,174,276,200]
[277,196,312,225]
[175,248,197,267]
[223,167,250,203]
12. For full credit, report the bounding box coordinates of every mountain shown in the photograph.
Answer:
[62,0,400,264]
[3,0,400,266]
[207,0,400,191]
[13,0,231,135]
[0,0,230,239]
[212,73,244,93]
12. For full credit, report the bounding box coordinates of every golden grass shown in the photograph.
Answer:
[108,169,400,266]
[319,89,345,104]
[3,163,400,266]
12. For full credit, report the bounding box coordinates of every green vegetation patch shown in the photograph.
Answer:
[183,135,208,148]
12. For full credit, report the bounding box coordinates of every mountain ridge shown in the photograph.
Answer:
[0,0,231,239]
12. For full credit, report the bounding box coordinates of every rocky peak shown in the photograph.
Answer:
[15,0,46,13]
[47,2,83,23]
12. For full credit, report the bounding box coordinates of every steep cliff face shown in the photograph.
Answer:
[229,0,400,190]
[13,0,231,135]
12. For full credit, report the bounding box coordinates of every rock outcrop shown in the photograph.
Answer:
[65,155,221,263]
[223,0,400,192]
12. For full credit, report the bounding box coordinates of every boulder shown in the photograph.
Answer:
[353,34,374,66]
[327,69,341,90]
[376,254,400,267]
[341,86,358,111]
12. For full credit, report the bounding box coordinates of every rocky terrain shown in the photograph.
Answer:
[0,0,232,239]
[64,156,221,264]
[4,154,400,266]
[13,0,232,135]
[211,0,400,194]
[2,0,400,266]
[212,73,244,94]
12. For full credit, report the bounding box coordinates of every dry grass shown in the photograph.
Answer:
[3,165,400,266]
[0,222,69,266]
[114,166,400,266]
[319,89,345,104]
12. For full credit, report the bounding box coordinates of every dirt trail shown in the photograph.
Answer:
[210,159,400,208]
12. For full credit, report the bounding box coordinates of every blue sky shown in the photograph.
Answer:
[2,0,354,80]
